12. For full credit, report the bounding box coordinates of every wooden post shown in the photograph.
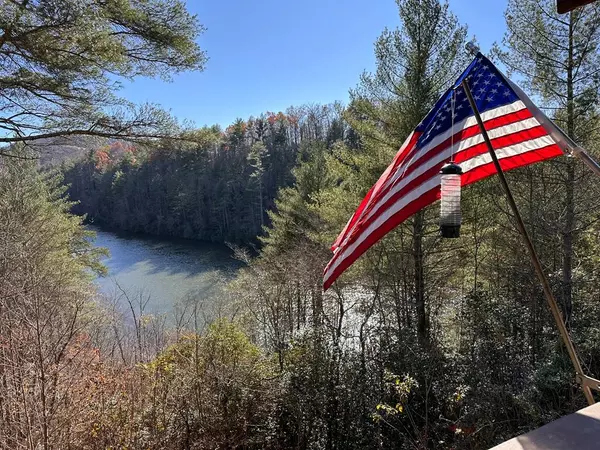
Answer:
[462,79,596,406]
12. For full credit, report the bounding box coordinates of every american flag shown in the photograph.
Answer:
[323,53,571,291]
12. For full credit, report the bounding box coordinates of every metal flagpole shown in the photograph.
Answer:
[465,41,600,179]
[462,79,598,406]
[503,75,600,178]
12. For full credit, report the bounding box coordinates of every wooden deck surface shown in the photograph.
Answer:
[491,403,600,449]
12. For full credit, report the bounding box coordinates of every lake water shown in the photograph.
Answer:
[91,227,242,315]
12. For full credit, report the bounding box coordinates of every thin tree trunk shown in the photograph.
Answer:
[563,12,575,329]
[413,210,427,343]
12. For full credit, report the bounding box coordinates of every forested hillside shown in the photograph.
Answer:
[3,0,600,449]
[62,106,350,243]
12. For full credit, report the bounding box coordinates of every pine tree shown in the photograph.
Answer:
[497,0,600,327]
[344,0,468,342]
[0,0,205,146]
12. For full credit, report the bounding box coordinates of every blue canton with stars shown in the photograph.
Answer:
[415,53,519,148]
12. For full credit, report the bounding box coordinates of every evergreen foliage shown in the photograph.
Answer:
[62,106,345,243]
[0,0,205,147]
[3,0,600,449]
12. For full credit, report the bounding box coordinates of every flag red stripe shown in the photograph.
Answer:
[393,107,533,185]
[462,144,563,186]
[323,143,562,290]
[331,123,549,267]
[349,109,535,235]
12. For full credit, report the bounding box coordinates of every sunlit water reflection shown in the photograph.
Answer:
[90,227,242,315]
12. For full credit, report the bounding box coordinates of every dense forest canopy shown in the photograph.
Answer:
[2,0,600,449]
[61,105,348,243]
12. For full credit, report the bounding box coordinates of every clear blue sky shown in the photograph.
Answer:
[121,0,508,128]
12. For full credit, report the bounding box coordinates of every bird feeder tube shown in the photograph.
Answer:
[439,162,463,238]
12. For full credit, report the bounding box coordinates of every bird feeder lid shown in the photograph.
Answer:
[440,162,463,175]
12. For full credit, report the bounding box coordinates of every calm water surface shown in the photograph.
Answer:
[90,227,241,314]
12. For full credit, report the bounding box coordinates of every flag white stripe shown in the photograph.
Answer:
[337,116,541,250]
[504,78,571,154]
[460,135,556,172]
[338,115,540,248]
[395,101,527,176]
[338,102,530,250]
[324,135,555,282]
[368,101,527,212]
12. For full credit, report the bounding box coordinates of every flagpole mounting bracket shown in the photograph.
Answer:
[465,41,480,56]
[576,374,600,393]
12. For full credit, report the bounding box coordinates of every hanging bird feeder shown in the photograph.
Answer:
[440,162,463,238]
